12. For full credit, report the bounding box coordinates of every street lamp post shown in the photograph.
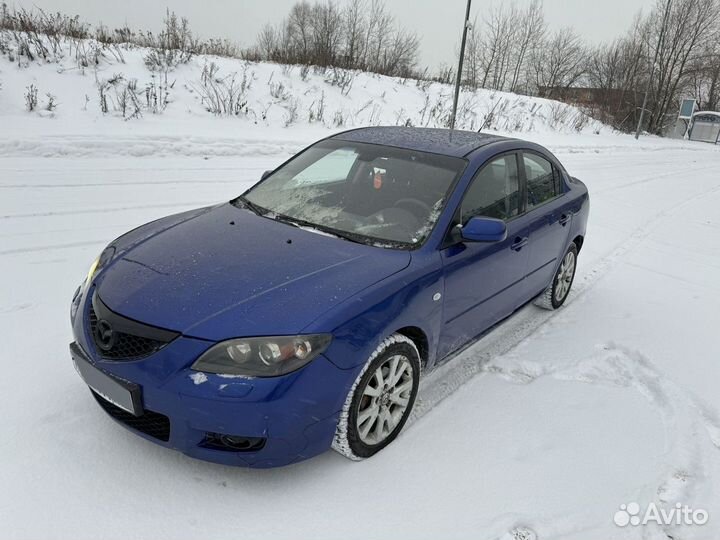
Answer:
[449,0,472,134]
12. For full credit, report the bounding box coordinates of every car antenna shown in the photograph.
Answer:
[449,0,472,142]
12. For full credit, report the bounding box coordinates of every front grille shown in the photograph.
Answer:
[88,307,165,360]
[87,291,179,361]
[92,391,170,442]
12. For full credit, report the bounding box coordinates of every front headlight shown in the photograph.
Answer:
[191,335,332,377]
[73,246,116,322]
[84,246,116,286]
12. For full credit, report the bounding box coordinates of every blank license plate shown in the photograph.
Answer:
[71,345,143,416]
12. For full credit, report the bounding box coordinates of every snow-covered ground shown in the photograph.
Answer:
[2,32,720,540]
[1,126,720,540]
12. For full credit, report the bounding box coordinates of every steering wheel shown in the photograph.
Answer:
[363,207,420,240]
[393,198,431,220]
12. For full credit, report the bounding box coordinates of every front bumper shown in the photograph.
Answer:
[70,340,350,467]
[70,291,353,468]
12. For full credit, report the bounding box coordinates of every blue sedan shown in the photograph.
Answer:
[69,127,589,467]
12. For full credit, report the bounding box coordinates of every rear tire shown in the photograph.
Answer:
[534,243,578,310]
[332,334,420,460]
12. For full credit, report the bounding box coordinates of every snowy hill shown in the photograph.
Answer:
[0,30,609,159]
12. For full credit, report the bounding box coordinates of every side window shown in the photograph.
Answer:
[524,154,561,209]
[461,154,520,223]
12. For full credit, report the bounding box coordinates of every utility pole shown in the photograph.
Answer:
[450,0,472,134]
[635,0,672,139]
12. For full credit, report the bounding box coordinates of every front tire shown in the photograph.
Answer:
[332,334,420,460]
[534,243,578,310]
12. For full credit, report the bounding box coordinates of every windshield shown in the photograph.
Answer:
[238,140,466,247]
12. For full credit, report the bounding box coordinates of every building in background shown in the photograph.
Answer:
[538,87,628,110]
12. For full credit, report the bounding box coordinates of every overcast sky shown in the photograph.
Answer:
[8,0,657,68]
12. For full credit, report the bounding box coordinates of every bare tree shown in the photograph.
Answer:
[487,4,518,90]
[310,2,343,66]
[286,1,313,63]
[530,28,586,96]
[644,0,720,133]
[509,0,546,93]
[462,1,544,93]
[256,23,279,60]
[688,42,720,110]
[252,0,418,77]
[471,4,515,90]
[342,0,366,68]
[365,0,394,72]
[586,21,646,129]
[381,28,419,76]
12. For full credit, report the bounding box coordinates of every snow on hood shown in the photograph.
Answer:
[95,203,411,341]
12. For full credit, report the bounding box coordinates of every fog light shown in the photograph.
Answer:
[202,432,266,452]
[221,435,249,448]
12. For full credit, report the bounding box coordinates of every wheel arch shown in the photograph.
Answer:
[572,234,584,254]
[394,326,429,368]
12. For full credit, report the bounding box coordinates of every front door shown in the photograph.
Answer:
[438,153,530,359]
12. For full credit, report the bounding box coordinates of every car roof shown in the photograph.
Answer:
[330,126,511,158]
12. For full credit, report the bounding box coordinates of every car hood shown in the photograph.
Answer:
[96,203,411,341]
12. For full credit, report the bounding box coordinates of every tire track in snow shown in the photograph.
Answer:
[0,165,253,174]
[0,200,217,220]
[549,142,719,156]
[570,182,720,297]
[410,181,720,426]
[481,343,719,540]
[0,223,130,239]
[562,154,711,175]
[0,303,32,314]
[0,179,240,189]
[591,162,719,195]
[0,240,107,256]
[0,134,303,159]
[405,180,720,540]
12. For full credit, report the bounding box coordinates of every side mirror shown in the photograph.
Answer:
[261,170,273,181]
[460,216,507,243]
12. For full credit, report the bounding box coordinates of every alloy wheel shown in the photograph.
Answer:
[554,250,576,303]
[356,354,414,446]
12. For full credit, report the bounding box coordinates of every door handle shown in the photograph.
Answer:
[559,213,571,226]
[510,236,528,251]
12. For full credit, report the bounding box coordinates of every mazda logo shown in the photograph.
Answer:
[95,319,115,351]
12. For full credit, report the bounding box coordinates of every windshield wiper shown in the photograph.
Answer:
[315,227,369,245]
[272,214,372,246]
[233,203,408,248]
[234,195,267,216]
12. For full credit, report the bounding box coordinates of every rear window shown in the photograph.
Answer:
[524,154,562,209]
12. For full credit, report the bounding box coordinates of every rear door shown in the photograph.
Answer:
[438,152,531,359]
[521,152,574,297]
